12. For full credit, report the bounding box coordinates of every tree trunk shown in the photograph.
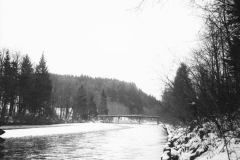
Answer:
[8,99,14,117]
[65,106,69,120]
[0,101,7,124]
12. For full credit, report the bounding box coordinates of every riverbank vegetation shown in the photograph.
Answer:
[160,0,240,159]
[0,52,53,124]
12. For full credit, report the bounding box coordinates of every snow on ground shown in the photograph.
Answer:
[162,124,240,160]
[1,122,130,138]
[196,137,240,160]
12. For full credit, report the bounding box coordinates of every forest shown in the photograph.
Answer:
[160,0,240,136]
[0,50,160,124]
[51,74,161,121]
[0,51,53,124]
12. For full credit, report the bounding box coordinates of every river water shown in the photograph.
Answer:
[2,123,168,160]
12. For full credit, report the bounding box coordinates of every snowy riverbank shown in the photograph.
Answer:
[161,123,240,160]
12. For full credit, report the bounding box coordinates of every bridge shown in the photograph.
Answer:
[97,115,161,124]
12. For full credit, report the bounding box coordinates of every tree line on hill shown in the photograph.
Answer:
[0,50,160,124]
[50,73,160,122]
[161,0,240,137]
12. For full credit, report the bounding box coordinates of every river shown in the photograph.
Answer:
[1,123,168,160]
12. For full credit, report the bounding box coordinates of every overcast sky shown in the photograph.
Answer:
[0,0,203,100]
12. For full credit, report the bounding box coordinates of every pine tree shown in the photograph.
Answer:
[172,63,196,123]
[32,54,52,117]
[88,95,97,118]
[1,51,11,123]
[162,63,196,124]
[99,90,108,115]
[228,37,240,95]
[73,85,87,121]
[8,55,19,118]
[19,55,34,116]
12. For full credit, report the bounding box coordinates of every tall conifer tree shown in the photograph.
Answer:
[19,55,34,116]
[73,85,87,120]
[88,95,97,118]
[99,90,108,115]
[8,55,19,117]
[1,51,11,122]
[33,54,52,116]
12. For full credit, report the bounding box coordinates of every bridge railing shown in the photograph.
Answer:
[97,115,160,124]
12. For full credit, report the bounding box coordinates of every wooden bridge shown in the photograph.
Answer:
[97,115,161,124]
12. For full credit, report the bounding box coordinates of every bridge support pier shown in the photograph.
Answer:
[138,117,141,124]
[118,116,120,123]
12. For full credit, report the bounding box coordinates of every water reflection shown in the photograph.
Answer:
[3,124,167,160]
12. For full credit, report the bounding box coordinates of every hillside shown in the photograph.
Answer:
[50,74,161,118]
